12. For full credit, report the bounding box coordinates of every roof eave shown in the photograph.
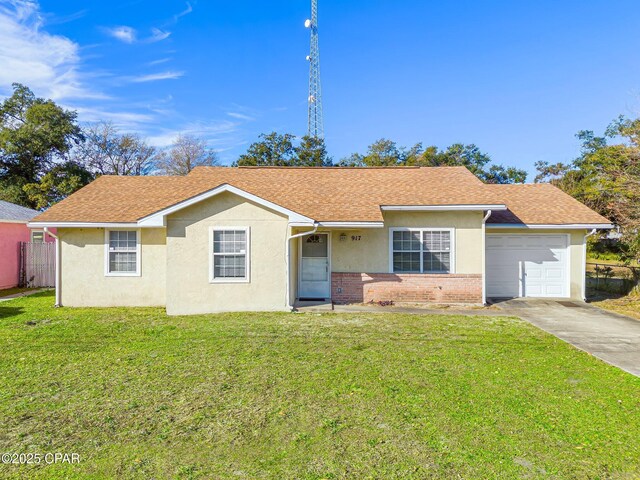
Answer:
[381,204,508,211]
[486,223,615,230]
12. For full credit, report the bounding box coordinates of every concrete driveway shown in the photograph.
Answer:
[492,298,640,377]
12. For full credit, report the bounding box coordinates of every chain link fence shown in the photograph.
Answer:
[586,262,640,297]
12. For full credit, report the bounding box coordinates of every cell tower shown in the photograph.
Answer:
[305,0,324,138]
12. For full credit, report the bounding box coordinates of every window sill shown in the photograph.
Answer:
[209,278,250,284]
[105,272,141,277]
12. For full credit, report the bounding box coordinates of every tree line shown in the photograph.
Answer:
[0,84,219,209]
[2,83,638,258]
[536,116,640,261]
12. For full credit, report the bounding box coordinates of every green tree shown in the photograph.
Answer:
[236,132,331,166]
[295,135,332,166]
[155,134,219,175]
[236,132,296,166]
[340,139,527,183]
[483,165,528,184]
[0,83,83,207]
[23,161,94,209]
[537,116,640,261]
[420,143,491,177]
[339,138,403,166]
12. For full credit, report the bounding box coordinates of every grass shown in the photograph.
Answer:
[1,292,639,479]
[592,295,640,321]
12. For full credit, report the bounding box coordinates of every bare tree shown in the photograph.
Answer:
[76,122,156,176]
[155,134,219,175]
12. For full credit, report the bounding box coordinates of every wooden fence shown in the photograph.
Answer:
[19,242,55,288]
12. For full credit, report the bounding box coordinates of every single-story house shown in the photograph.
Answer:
[0,200,54,289]
[29,166,612,315]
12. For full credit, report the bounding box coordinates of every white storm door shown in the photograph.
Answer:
[299,233,331,299]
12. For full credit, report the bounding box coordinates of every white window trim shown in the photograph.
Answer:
[104,228,141,277]
[209,226,251,284]
[388,227,456,274]
[30,229,45,243]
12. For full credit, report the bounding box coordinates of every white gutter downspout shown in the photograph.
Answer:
[582,228,597,301]
[481,210,492,305]
[285,223,318,310]
[44,227,61,307]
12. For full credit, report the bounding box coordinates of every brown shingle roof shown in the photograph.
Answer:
[485,184,610,225]
[31,166,611,226]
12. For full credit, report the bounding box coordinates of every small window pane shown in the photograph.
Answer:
[109,252,137,272]
[393,252,420,272]
[423,231,450,252]
[424,252,450,273]
[214,255,246,278]
[31,231,45,243]
[393,231,420,251]
[214,230,246,254]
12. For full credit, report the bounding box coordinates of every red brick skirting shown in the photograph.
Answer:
[331,272,482,304]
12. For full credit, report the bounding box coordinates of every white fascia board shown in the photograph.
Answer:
[289,221,384,229]
[317,221,384,228]
[138,183,314,227]
[381,204,507,211]
[486,223,615,230]
[28,221,143,229]
[0,219,30,224]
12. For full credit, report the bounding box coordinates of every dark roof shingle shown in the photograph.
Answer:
[0,200,39,222]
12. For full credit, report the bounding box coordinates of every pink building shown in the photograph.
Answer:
[0,200,54,289]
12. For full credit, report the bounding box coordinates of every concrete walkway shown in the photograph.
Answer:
[492,298,640,377]
[0,288,49,302]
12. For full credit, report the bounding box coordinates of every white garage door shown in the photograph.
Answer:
[486,234,569,298]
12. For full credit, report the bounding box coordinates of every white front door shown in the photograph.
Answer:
[299,233,331,299]
[486,234,569,298]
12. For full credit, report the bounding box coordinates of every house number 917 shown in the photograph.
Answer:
[351,235,362,241]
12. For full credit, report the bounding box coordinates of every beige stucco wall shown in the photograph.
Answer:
[165,191,289,315]
[487,228,586,300]
[59,227,166,307]
[313,211,484,275]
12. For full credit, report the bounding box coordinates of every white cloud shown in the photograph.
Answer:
[104,25,171,44]
[73,106,155,129]
[105,25,136,44]
[128,71,184,83]
[146,57,172,66]
[146,120,243,148]
[227,111,255,121]
[173,2,192,22]
[0,0,102,100]
[148,28,170,43]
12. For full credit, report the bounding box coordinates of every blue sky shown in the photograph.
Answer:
[1,0,639,177]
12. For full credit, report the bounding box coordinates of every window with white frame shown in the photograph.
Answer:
[30,230,45,243]
[210,228,249,282]
[106,230,140,275]
[391,228,453,273]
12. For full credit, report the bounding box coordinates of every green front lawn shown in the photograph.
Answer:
[1,292,639,479]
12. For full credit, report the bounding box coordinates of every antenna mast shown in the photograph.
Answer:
[305,0,324,138]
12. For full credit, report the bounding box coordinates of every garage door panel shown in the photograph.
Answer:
[545,267,564,280]
[545,284,565,296]
[486,235,568,298]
